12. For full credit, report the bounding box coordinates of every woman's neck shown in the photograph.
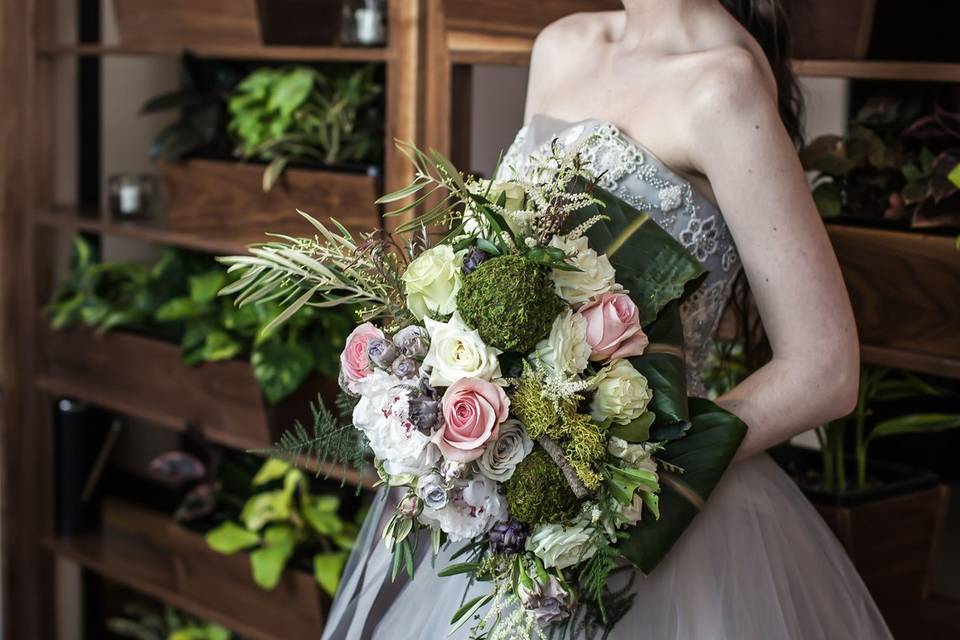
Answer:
[616,0,713,50]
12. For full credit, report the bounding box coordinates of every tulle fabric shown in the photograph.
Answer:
[322,454,892,639]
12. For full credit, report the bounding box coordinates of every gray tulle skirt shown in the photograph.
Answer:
[322,454,892,639]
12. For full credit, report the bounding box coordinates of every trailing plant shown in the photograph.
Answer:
[801,89,960,229]
[47,236,353,403]
[142,53,243,161]
[107,601,232,640]
[228,65,382,191]
[204,458,359,595]
[816,367,960,492]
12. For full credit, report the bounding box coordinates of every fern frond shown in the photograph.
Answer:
[256,394,368,485]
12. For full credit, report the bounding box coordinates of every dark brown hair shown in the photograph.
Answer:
[720,0,805,144]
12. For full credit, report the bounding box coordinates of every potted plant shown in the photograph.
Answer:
[150,63,384,242]
[773,367,960,606]
[800,92,960,373]
[108,601,234,640]
[42,237,352,448]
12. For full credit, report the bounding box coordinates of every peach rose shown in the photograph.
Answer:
[435,378,511,462]
[577,292,649,361]
[339,322,384,390]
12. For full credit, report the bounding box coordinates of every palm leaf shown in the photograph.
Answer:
[568,182,706,324]
[617,397,747,574]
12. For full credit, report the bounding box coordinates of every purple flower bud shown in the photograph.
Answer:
[462,247,490,274]
[393,325,431,359]
[367,337,398,368]
[391,355,418,379]
[398,494,422,518]
[488,519,528,554]
[409,395,439,433]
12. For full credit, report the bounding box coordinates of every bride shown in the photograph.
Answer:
[324,1,893,637]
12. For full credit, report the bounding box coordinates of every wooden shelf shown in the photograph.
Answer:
[35,209,251,255]
[791,59,960,83]
[46,501,323,640]
[36,42,392,63]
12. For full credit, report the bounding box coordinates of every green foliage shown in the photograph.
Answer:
[456,254,565,353]
[142,53,242,161]
[817,367,960,492]
[47,236,353,403]
[204,458,356,594]
[260,396,369,484]
[229,65,382,191]
[107,602,232,640]
[505,448,579,526]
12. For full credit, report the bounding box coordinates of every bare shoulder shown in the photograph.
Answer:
[531,11,610,55]
[685,45,778,118]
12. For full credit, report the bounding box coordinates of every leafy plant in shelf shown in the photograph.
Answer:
[204,458,360,595]
[142,52,242,161]
[108,601,233,640]
[228,65,382,191]
[817,367,960,493]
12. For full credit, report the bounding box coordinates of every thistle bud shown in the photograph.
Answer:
[393,325,431,359]
[367,337,398,368]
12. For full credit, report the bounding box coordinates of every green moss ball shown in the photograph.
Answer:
[456,254,565,353]
[506,447,578,526]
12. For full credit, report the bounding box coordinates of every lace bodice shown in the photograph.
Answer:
[496,114,742,395]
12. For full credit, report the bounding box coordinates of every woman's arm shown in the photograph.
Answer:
[687,52,859,460]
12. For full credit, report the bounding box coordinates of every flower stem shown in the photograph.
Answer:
[536,436,588,499]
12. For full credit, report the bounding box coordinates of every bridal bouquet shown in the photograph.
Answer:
[220,138,746,638]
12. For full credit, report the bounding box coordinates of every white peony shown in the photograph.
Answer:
[402,245,463,319]
[591,359,653,425]
[549,235,617,305]
[422,312,502,387]
[418,475,507,542]
[526,520,597,570]
[352,370,433,480]
[477,419,533,482]
[533,309,590,376]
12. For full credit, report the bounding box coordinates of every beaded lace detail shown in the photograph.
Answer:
[497,116,742,395]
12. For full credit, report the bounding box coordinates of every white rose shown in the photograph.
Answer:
[402,245,463,319]
[533,309,590,376]
[591,359,653,425]
[418,475,507,542]
[422,312,502,386]
[477,419,533,482]
[549,235,617,305]
[526,520,597,570]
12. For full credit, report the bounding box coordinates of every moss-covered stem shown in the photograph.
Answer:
[537,436,589,499]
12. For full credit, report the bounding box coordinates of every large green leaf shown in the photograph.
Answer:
[205,521,260,554]
[313,551,349,596]
[568,183,706,325]
[250,525,296,590]
[617,398,747,574]
[629,301,690,440]
[251,341,315,404]
[866,414,960,445]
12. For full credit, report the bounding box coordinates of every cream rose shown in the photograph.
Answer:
[402,245,463,319]
[422,313,502,387]
[548,235,617,305]
[526,521,597,570]
[533,309,590,376]
[591,359,653,425]
[607,436,658,470]
[477,419,533,482]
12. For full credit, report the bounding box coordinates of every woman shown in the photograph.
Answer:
[324,1,893,637]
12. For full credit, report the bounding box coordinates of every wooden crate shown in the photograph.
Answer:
[158,159,382,245]
[827,225,960,379]
[816,485,950,607]
[113,0,262,48]
[38,327,333,451]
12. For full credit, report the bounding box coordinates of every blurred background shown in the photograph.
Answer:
[0,1,959,638]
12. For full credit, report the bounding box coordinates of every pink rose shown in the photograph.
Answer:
[577,292,649,361]
[340,322,384,389]
[435,378,510,463]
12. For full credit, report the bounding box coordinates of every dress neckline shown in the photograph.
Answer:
[526,113,718,210]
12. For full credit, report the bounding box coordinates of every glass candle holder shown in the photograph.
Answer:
[108,173,158,221]
[341,0,386,46]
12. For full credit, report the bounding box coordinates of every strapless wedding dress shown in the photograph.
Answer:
[321,115,893,639]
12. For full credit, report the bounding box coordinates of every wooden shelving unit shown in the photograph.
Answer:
[3,1,959,638]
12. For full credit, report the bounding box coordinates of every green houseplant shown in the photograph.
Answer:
[204,458,359,595]
[108,602,232,640]
[47,236,352,403]
[228,65,382,191]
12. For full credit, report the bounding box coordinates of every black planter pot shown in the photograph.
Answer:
[54,399,114,535]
